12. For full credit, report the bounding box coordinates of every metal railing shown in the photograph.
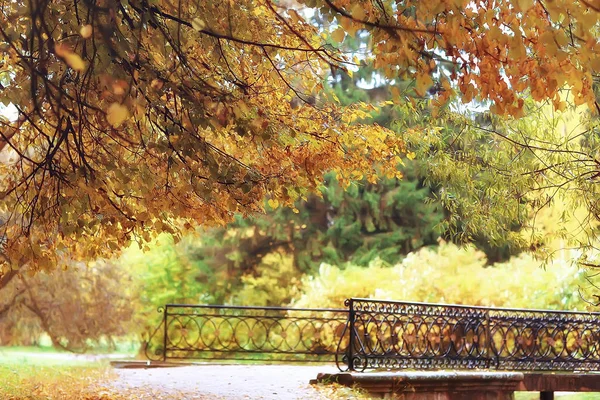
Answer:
[145,304,349,364]
[144,299,600,372]
[343,298,600,372]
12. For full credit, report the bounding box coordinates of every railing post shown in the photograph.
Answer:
[485,309,492,369]
[162,305,168,362]
[347,298,355,371]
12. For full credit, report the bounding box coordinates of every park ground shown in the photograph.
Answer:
[2,347,600,399]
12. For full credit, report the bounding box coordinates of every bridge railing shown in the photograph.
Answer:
[144,299,600,372]
[145,304,349,365]
[344,298,600,372]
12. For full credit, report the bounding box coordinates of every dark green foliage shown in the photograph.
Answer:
[182,163,443,277]
[321,169,443,266]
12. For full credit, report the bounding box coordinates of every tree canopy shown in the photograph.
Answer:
[2,0,600,281]
[0,0,406,280]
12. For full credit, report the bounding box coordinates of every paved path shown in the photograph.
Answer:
[110,364,340,399]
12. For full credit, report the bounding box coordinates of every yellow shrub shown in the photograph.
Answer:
[292,242,594,311]
[235,252,302,306]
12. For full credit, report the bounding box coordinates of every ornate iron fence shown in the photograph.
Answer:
[145,304,349,364]
[342,298,600,372]
[144,299,600,372]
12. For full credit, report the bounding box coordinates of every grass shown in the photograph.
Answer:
[0,346,106,367]
[0,346,136,399]
[0,362,196,400]
[0,363,116,399]
[0,346,198,399]
[0,346,110,399]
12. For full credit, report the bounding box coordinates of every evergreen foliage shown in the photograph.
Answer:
[183,166,442,277]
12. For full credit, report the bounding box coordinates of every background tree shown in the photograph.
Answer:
[0,260,136,351]
[306,0,600,263]
[405,95,600,262]
[183,166,442,276]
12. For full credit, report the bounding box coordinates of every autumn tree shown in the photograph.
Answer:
[0,260,136,350]
[0,0,404,285]
[3,0,600,286]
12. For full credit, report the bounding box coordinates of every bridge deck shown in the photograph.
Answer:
[145,299,600,397]
[519,372,600,391]
[316,370,600,399]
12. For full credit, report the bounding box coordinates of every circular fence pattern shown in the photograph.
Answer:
[145,305,349,363]
[346,298,600,371]
[145,300,600,372]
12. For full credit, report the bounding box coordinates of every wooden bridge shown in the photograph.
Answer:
[333,298,600,399]
[342,298,600,372]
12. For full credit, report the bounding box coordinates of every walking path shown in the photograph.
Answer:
[109,364,341,399]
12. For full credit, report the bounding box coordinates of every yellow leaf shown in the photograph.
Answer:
[233,101,250,118]
[288,9,302,24]
[106,103,130,128]
[555,31,569,47]
[352,4,366,20]
[406,151,416,160]
[340,16,359,37]
[415,73,433,96]
[540,31,557,56]
[112,80,128,95]
[510,38,526,59]
[55,44,86,72]
[517,0,534,12]
[591,57,600,72]
[579,12,598,30]
[192,18,206,31]
[351,171,364,180]
[80,25,92,39]
[331,27,345,43]
[64,53,86,72]
[268,198,279,209]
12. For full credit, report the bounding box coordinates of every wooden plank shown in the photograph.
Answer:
[316,371,524,399]
[519,373,600,392]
